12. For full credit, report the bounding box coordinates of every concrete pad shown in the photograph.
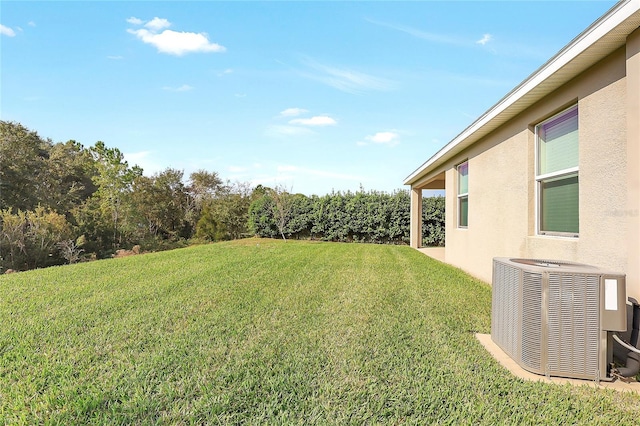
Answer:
[417,247,445,263]
[475,333,640,393]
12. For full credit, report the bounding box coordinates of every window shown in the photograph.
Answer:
[535,105,579,236]
[457,161,468,228]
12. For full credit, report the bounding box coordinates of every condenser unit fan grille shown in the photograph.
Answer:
[547,273,600,377]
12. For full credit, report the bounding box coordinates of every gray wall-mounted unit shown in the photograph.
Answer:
[491,258,626,381]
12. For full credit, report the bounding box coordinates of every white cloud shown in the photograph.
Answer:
[107,55,124,60]
[280,108,308,117]
[28,21,36,27]
[162,84,194,92]
[368,131,399,144]
[0,24,16,37]
[128,28,226,55]
[360,131,400,147]
[145,17,171,31]
[301,58,396,94]
[127,17,226,56]
[265,125,313,137]
[218,68,233,76]
[476,33,493,46]
[289,116,337,126]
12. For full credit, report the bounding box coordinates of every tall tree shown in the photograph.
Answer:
[188,169,223,205]
[0,121,50,211]
[186,169,223,230]
[131,168,189,241]
[40,140,97,214]
[269,185,294,241]
[195,181,252,241]
[90,141,142,248]
[71,196,114,258]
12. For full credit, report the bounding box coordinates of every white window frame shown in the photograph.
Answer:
[457,161,468,229]
[534,104,579,238]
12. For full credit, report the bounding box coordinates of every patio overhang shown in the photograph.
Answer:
[413,171,445,191]
[409,171,446,248]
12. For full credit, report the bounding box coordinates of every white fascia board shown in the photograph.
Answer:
[404,0,640,187]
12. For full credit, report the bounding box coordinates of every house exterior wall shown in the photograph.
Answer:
[627,27,640,304]
[440,46,638,299]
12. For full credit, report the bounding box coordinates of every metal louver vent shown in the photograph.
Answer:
[521,271,542,371]
[546,273,599,379]
[491,258,626,381]
[491,261,521,361]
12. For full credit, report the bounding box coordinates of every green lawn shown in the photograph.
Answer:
[1,239,639,424]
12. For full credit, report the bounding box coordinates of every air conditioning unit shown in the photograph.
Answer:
[491,257,626,382]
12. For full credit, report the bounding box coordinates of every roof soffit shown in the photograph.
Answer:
[405,1,640,187]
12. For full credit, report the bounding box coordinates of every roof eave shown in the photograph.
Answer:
[404,0,640,187]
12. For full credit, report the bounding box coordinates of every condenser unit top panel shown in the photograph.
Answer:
[497,258,616,275]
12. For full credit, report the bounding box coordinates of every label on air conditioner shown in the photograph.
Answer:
[604,279,618,311]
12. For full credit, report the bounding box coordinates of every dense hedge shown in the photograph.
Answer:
[249,190,445,246]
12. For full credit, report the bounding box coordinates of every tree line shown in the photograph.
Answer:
[249,188,444,246]
[0,121,444,272]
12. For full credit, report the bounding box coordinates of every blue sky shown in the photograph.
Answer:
[1,1,617,195]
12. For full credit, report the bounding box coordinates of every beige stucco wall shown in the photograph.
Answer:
[444,122,532,279]
[441,47,637,298]
[627,28,640,303]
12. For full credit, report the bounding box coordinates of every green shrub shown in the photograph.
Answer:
[422,196,445,246]
[249,190,445,246]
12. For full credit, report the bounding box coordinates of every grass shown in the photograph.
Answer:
[1,238,639,424]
